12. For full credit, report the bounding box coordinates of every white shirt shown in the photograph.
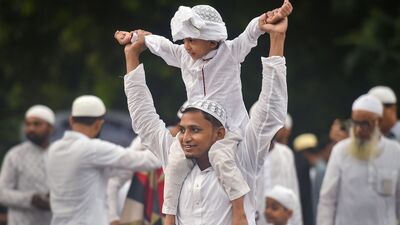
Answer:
[124,56,287,225]
[0,141,52,225]
[317,137,400,225]
[389,121,400,142]
[107,136,161,222]
[46,131,160,225]
[145,17,263,134]
[256,143,302,225]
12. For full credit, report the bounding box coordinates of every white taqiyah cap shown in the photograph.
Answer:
[265,185,297,210]
[368,86,397,104]
[177,101,189,119]
[293,133,318,152]
[183,99,226,127]
[285,114,293,129]
[25,105,55,125]
[72,95,106,117]
[352,94,383,117]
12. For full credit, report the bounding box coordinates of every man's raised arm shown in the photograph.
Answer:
[123,30,173,168]
[245,16,288,173]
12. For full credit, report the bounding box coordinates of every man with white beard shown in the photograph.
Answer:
[317,94,400,225]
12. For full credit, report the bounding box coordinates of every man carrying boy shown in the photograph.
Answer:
[121,8,289,224]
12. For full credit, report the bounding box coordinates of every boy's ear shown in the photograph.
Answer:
[286,209,293,218]
[209,41,218,49]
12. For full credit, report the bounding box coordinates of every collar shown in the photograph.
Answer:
[63,130,90,140]
[202,49,217,61]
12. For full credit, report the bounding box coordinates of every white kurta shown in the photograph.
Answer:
[0,141,52,225]
[124,56,287,225]
[389,121,400,142]
[46,131,160,225]
[145,17,263,133]
[256,143,302,225]
[317,137,400,225]
[107,136,162,222]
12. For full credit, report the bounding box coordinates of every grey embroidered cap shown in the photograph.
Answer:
[183,99,227,127]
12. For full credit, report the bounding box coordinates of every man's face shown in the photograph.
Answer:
[24,117,53,146]
[183,38,217,60]
[351,110,379,141]
[178,111,222,161]
[380,104,397,134]
[264,197,292,225]
[275,127,291,145]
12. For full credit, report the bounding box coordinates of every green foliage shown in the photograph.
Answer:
[0,0,399,159]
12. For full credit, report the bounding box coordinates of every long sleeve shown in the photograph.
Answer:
[88,139,162,172]
[317,145,342,225]
[145,34,184,68]
[226,17,264,64]
[124,64,175,169]
[0,151,34,209]
[244,56,287,174]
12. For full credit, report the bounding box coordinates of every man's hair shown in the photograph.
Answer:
[182,108,223,128]
[71,116,104,126]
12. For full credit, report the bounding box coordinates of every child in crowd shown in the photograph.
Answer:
[264,185,298,225]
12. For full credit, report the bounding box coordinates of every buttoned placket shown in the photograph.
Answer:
[192,167,211,225]
[200,59,212,97]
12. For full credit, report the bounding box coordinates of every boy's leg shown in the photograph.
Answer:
[163,139,194,223]
[208,131,250,225]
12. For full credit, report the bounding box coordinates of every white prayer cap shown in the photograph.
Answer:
[170,5,227,42]
[183,99,227,127]
[72,95,106,117]
[368,86,397,104]
[265,185,297,210]
[25,105,55,125]
[293,133,317,152]
[285,114,293,129]
[177,101,189,119]
[352,94,383,117]
[249,101,257,119]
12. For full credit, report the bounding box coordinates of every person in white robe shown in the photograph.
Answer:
[46,95,161,225]
[0,105,55,225]
[317,94,400,225]
[368,86,400,142]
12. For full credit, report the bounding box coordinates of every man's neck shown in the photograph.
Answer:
[196,158,211,171]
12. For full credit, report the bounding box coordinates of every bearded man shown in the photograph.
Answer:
[317,94,400,225]
[0,105,55,225]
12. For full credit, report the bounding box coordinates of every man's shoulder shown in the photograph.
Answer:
[331,138,351,157]
[5,141,32,156]
[382,136,400,152]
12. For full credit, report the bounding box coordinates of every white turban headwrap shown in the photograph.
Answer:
[170,5,227,42]
[25,105,55,125]
[265,185,298,210]
[352,94,383,117]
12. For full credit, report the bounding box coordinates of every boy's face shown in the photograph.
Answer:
[183,38,218,60]
[264,197,292,225]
